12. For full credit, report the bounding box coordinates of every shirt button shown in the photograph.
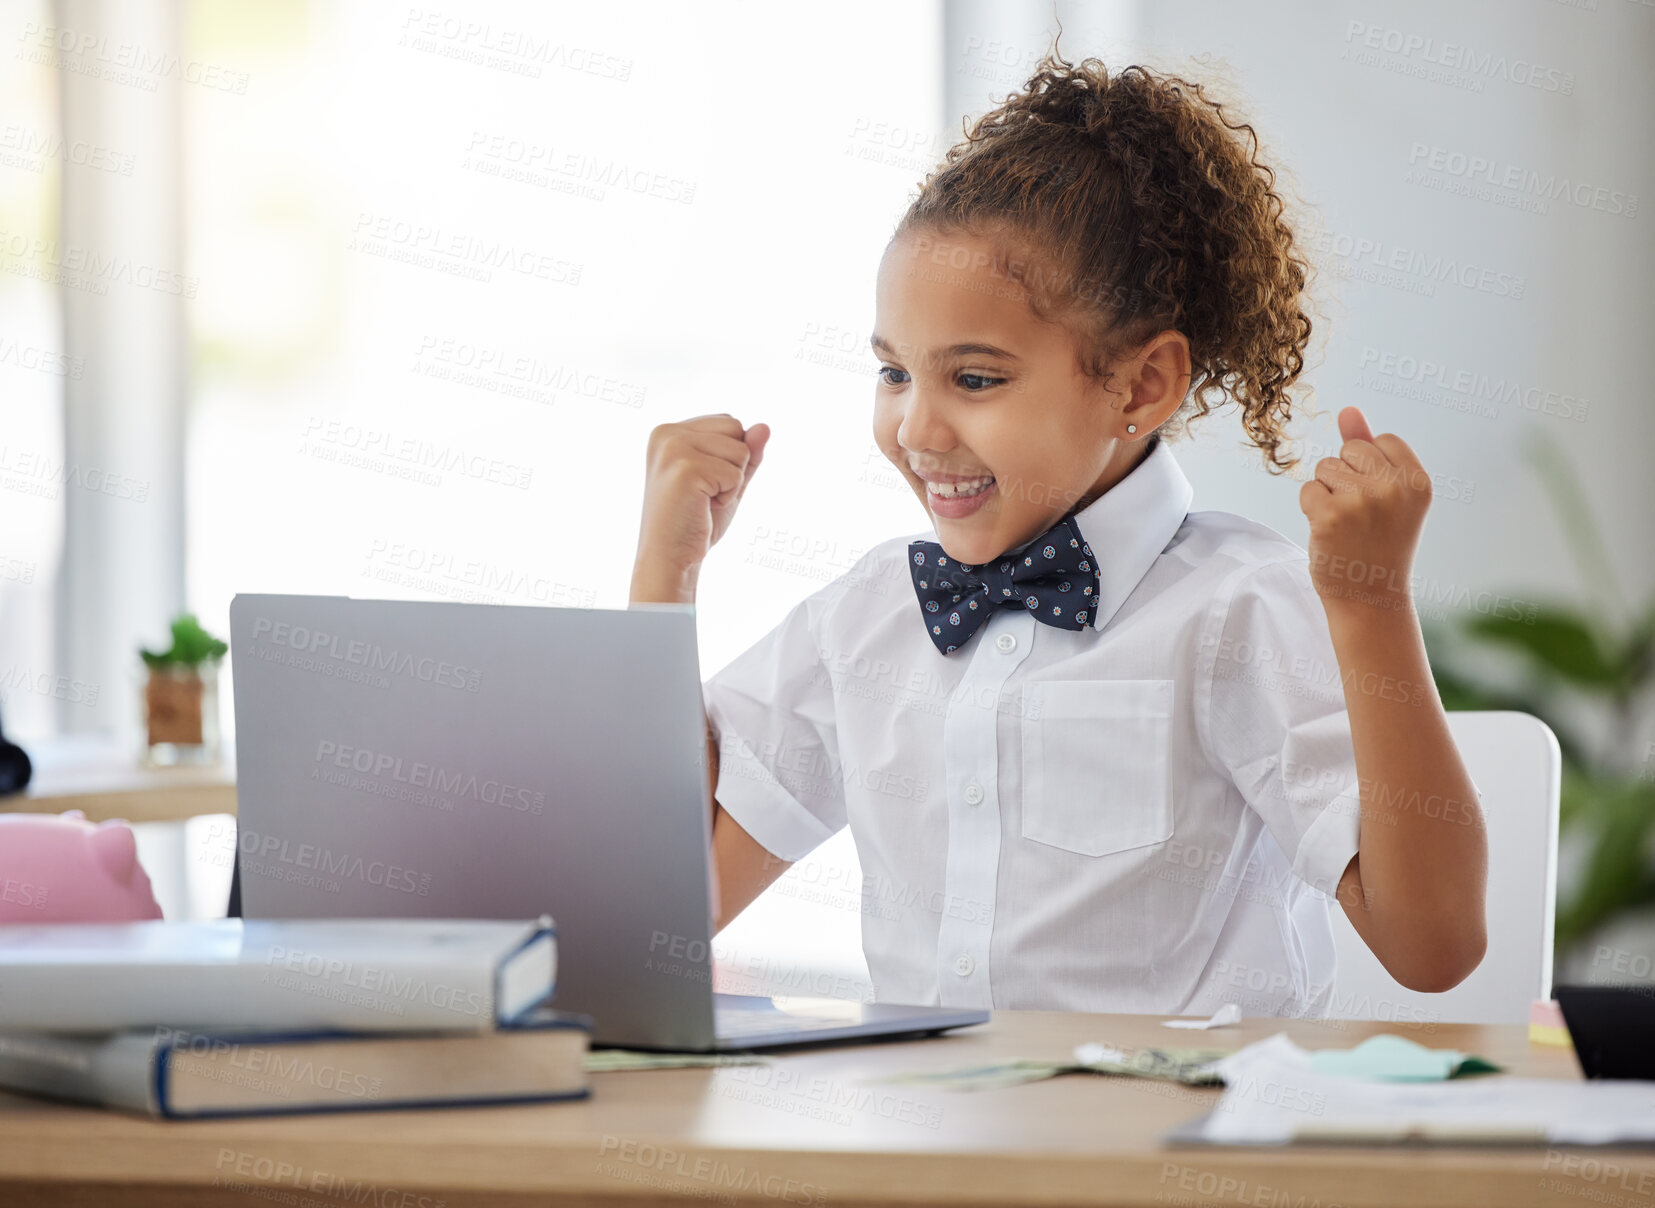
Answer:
[995,632,1017,653]
[963,782,984,806]
[954,954,975,977]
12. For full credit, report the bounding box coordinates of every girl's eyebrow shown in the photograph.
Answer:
[870,334,1021,361]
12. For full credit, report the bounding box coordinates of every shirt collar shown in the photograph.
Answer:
[1009,435,1195,633]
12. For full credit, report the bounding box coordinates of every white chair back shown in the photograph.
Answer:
[1327,710,1560,1025]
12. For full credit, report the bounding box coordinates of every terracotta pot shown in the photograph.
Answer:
[142,661,220,765]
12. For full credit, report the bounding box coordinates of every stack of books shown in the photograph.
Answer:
[0,916,590,1118]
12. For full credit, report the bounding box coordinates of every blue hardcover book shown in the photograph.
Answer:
[0,1007,592,1119]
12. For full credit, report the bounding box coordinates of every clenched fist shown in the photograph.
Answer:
[1298,406,1432,615]
[633,414,770,602]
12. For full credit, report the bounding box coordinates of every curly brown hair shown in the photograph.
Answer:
[893,49,1318,473]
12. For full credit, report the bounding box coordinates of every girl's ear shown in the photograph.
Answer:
[1122,330,1192,433]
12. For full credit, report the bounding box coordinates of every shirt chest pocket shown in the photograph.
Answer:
[1019,679,1176,857]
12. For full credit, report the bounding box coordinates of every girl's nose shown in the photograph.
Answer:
[896,386,953,457]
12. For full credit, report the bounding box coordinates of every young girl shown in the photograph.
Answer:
[631,52,1487,1017]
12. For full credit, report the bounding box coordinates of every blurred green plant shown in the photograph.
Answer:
[1424,431,1655,956]
[140,613,229,671]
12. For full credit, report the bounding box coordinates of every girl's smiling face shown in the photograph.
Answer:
[872,227,1184,566]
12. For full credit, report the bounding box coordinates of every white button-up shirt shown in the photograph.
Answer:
[703,437,1364,1017]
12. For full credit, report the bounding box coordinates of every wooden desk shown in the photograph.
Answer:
[5,732,236,824]
[0,1011,1647,1208]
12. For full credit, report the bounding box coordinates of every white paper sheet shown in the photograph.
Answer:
[1190,1032,1655,1145]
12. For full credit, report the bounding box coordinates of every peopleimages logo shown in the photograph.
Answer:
[262,947,485,1017]
[248,617,481,692]
[313,740,546,815]
[234,827,433,894]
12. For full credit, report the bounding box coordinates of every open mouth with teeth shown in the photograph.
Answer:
[925,475,995,499]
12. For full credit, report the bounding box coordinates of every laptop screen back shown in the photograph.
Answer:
[228,594,717,1048]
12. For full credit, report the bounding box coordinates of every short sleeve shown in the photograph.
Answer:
[1198,557,1363,898]
[702,583,848,863]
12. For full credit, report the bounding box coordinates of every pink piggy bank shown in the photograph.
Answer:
[0,809,163,922]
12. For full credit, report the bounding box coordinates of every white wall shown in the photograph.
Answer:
[1058,0,1655,626]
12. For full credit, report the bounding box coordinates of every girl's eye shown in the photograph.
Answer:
[878,366,910,386]
[958,373,1006,392]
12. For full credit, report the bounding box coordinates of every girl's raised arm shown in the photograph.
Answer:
[629,415,790,930]
[1300,404,1489,993]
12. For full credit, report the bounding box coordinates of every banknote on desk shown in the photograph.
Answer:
[876,1045,1234,1092]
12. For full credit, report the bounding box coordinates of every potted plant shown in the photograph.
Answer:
[140,614,229,766]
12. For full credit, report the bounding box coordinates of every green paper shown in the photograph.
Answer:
[878,1059,1073,1092]
[585,1050,768,1072]
[1307,1034,1503,1082]
[876,1047,1233,1093]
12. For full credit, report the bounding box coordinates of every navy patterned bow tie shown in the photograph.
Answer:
[908,516,1099,655]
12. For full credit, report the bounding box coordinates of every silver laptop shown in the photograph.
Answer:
[227,594,988,1050]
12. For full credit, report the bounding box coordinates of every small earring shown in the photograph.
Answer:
[1126,424,1137,434]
